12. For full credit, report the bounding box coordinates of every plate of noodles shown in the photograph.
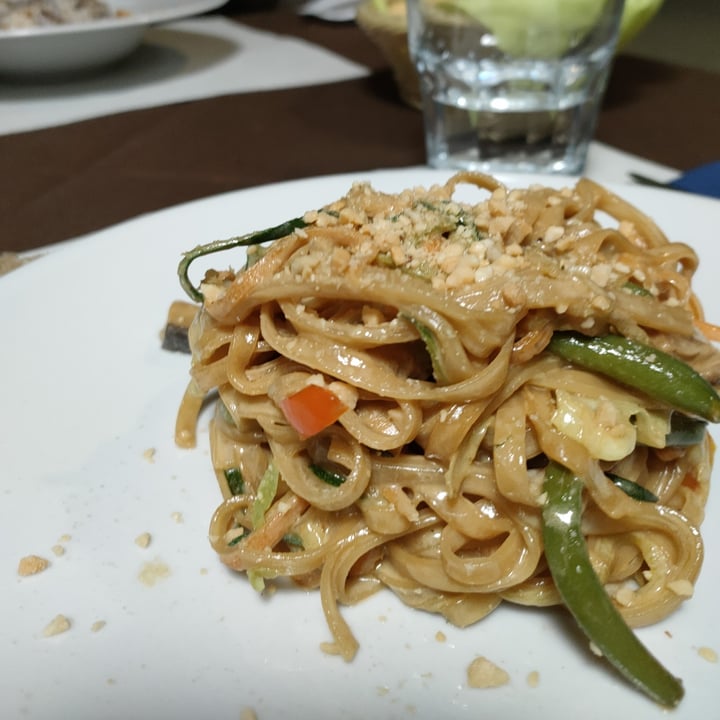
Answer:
[0,0,227,75]
[1,168,720,720]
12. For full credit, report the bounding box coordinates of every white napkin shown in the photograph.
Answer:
[584,143,678,185]
[0,16,369,135]
[299,0,361,22]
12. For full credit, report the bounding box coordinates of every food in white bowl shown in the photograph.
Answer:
[0,0,127,29]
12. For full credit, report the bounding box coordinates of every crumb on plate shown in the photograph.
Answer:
[18,554,49,576]
[614,585,635,606]
[467,656,510,689]
[134,532,152,549]
[43,614,71,637]
[138,560,171,587]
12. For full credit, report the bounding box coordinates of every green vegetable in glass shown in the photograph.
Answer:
[542,461,684,707]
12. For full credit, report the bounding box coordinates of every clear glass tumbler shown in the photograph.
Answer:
[406,0,626,174]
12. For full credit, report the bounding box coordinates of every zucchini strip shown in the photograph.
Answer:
[402,313,449,384]
[605,473,658,503]
[666,413,708,447]
[542,462,684,707]
[310,464,347,487]
[178,217,307,302]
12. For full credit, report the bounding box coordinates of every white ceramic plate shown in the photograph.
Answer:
[0,0,227,75]
[2,168,719,720]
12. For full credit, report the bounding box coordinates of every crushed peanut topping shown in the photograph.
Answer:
[299,182,566,293]
[667,579,694,597]
[698,646,718,663]
[18,554,49,576]
[134,532,152,549]
[526,671,540,688]
[138,560,171,587]
[614,585,636,607]
[467,656,510,688]
[43,614,71,637]
[203,175,685,319]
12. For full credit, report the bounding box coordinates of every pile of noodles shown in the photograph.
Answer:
[175,172,719,660]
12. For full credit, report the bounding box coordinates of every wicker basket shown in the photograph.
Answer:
[356,0,420,109]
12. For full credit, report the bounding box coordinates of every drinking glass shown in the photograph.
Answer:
[406,0,626,174]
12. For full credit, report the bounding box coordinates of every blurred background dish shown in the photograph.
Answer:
[0,0,228,76]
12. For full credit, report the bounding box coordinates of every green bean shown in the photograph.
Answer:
[178,217,307,302]
[542,462,684,707]
[547,332,720,422]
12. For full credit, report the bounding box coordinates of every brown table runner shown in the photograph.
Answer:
[1,7,719,253]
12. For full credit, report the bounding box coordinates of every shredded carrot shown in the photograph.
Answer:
[244,492,309,552]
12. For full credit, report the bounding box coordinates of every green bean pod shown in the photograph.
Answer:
[542,462,684,707]
[548,332,720,423]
